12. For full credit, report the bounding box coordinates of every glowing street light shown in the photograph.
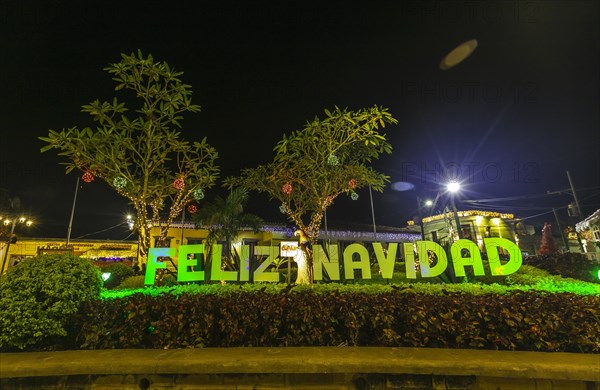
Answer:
[446,181,461,193]
[445,181,463,241]
[416,197,434,239]
[1,215,33,273]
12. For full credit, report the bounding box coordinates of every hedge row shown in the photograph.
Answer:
[524,253,599,283]
[71,290,600,352]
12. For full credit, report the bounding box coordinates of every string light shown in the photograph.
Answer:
[327,154,339,166]
[422,210,514,224]
[82,171,94,183]
[282,183,292,195]
[113,176,127,189]
[193,188,204,200]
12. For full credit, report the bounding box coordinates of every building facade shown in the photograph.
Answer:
[576,208,600,259]
[2,237,139,269]
[419,210,518,249]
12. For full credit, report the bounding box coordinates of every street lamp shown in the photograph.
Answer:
[415,196,434,240]
[445,181,463,242]
[1,215,33,273]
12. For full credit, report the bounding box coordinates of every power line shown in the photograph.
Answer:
[75,222,128,239]
[463,186,600,204]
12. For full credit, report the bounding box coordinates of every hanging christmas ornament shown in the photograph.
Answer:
[193,188,205,201]
[327,154,339,166]
[187,204,198,214]
[82,171,94,183]
[348,179,357,189]
[282,183,292,195]
[113,176,127,190]
[350,191,359,201]
[279,204,287,214]
[173,177,185,191]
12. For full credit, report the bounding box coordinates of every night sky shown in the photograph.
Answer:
[1,1,598,240]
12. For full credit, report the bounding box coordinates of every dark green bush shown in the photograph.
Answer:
[0,254,102,351]
[72,286,600,352]
[116,275,146,290]
[524,253,599,283]
[101,262,135,289]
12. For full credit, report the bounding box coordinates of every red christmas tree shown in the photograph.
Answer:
[538,222,559,255]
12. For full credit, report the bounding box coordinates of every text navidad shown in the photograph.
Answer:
[144,238,522,285]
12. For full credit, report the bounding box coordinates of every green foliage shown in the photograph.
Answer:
[116,275,147,290]
[227,106,397,284]
[524,253,599,283]
[101,262,135,289]
[0,254,102,351]
[70,285,599,352]
[39,50,219,259]
[193,188,264,270]
[228,106,397,239]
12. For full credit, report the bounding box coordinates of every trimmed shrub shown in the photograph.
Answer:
[116,275,146,290]
[72,284,600,352]
[101,262,135,289]
[524,253,599,283]
[0,254,102,351]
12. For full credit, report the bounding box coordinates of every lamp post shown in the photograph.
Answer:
[446,181,463,242]
[1,216,33,273]
[416,197,433,240]
[126,214,141,266]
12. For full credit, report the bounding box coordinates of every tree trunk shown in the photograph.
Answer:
[294,247,311,284]
[293,229,315,284]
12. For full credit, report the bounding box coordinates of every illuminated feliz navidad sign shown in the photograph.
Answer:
[144,238,522,285]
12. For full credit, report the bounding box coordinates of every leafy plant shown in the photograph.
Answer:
[39,50,219,264]
[0,254,102,350]
[228,106,397,284]
[70,285,599,352]
[193,187,264,272]
[524,253,599,283]
[101,262,135,289]
[116,275,147,290]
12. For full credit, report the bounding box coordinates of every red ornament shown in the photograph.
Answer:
[82,171,94,183]
[173,177,185,191]
[187,204,198,214]
[348,179,357,189]
[282,183,292,195]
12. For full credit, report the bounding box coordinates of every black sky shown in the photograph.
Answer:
[1,0,599,240]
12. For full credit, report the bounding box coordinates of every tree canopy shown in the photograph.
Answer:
[227,105,397,283]
[40,51,219,262]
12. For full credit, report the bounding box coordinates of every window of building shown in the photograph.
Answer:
[154,237,172,248]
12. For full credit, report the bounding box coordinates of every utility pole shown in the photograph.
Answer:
[566,170,583,217]
[66,177,80,246]
[1,219,17,273]
[450,195,463,241]
[552,208,570,252]
[368,185,377,241]
[566,171,585,252]
[546,171,585,252]
[416,196,425,240]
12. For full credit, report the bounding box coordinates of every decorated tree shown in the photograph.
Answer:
[538,222,559,255]
[227,106,397,284]
[40,51,219,265]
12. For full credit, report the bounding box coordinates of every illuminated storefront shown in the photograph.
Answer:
[417,210,517,249]
[3,238,138,268]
